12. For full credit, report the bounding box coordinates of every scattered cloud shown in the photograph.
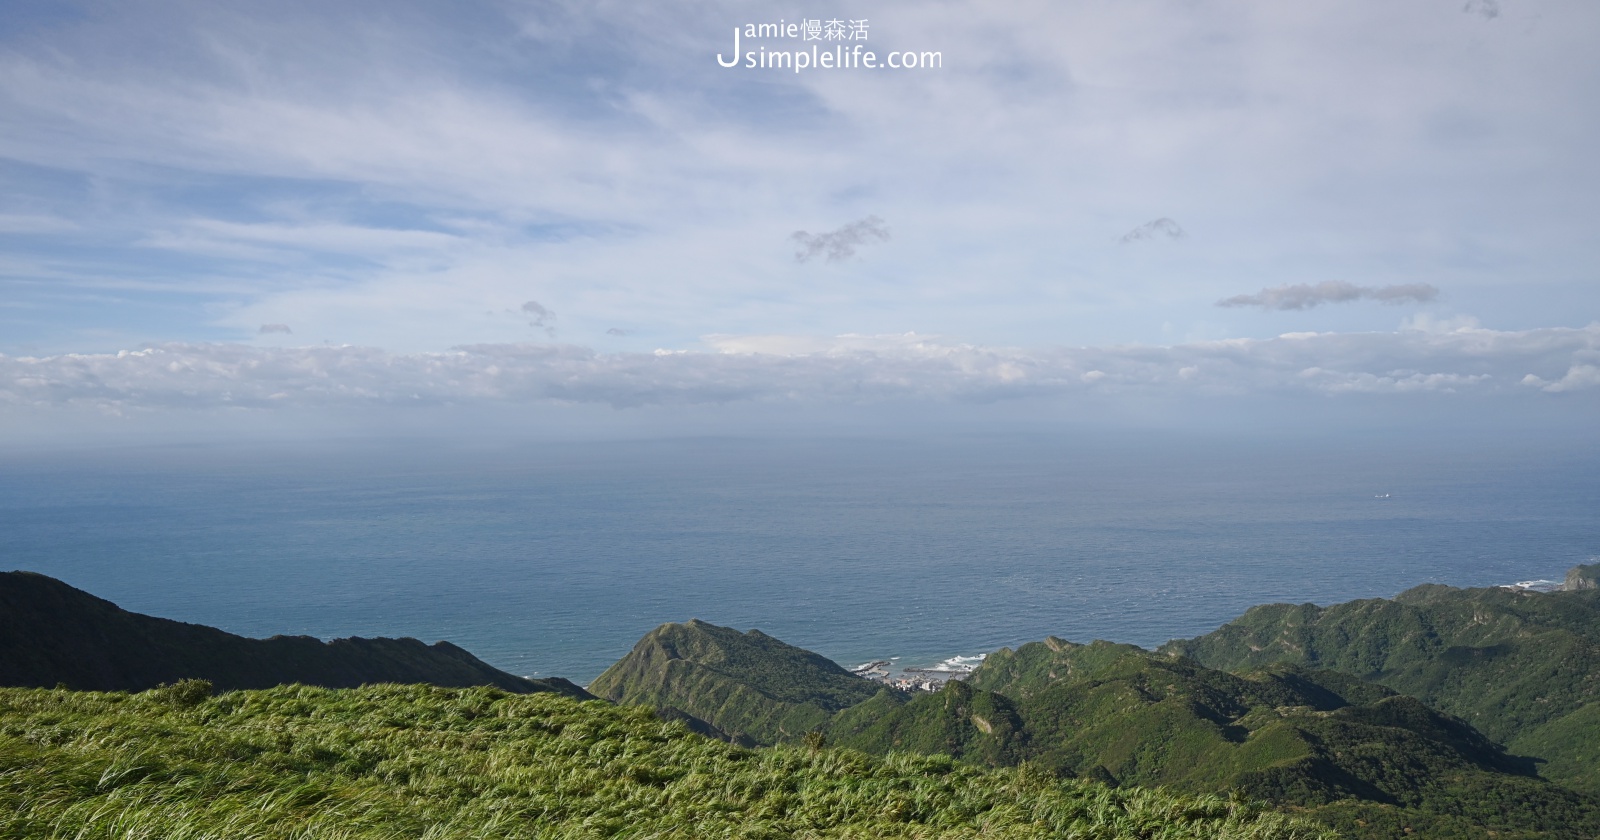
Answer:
[1218,281,1440,311]
[1119,218,1185,244]
[1522,365,1600,393]
[4,325,1594,414]
[145,221,465,258]
[258,324,293,334]
[522,301,556,336]
[605,328,632,336]
[1366,283,1442,304]
[791,216,891,264]
[1,1,1596,367]
[1401,313,1480,334]
[0,214,79,234]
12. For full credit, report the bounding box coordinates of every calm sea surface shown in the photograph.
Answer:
[2,434,1596,684]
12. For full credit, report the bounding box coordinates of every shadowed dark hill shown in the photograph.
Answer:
[0,571,589,699]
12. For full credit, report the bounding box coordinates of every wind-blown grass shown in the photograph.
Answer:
[0,684,1331,839]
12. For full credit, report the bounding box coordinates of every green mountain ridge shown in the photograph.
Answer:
[0,571,1330,837]
[836,642,1598,838]
[11,567,1600,838]
[0,570,589,699]
[827,679,1030,769]
[592,593,1600,839]
[1162,578,1600,797]
[587,618,886,745]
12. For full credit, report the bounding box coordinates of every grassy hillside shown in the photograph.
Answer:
[593,620,1600,838]
[0,683,1332,840]
[966,638,1392,707]
[827,680,1030,769]
[829,643,1600,839]
[0,571,587,698]
[588,619,885,744]
[1509,701,1600,796]
[1162,580,1600,795]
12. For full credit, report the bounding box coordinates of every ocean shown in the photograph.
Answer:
[2,433,1596,685]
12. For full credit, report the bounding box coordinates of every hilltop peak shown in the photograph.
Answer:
[590,620,881,744]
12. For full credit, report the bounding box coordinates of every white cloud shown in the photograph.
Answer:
[1,0,1597,363]
[1296,367,1491,393]
[1400,313,1482,334]
[4,324,1595,414]
[1522,364,1600,393]
[1219,281,1439,310]
[0,214,79,234]
[142,220,466,259]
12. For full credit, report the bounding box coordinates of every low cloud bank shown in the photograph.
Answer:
[1219,281,1440,310]
[3,324,1595,414]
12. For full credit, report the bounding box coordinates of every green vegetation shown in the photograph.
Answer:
[0,683,1332,840]
[0,571,587,698]
[14,570,1600,838]
[830,644,1600,838]
[965,638,1146,699]
[1509,701,1600,797]
[1163,576,1600,795]
[597,621,1600,838]
[588,619,884,745]
[828,681,1029,768]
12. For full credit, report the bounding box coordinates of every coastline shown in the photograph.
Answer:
[850,653,987,691]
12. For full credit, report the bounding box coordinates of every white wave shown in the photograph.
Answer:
[936,653,988,672]
[1503,579,1562,592]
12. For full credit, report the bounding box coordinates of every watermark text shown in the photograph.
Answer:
[717,18,941,73]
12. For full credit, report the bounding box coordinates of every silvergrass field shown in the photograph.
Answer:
[0,682,1330,840]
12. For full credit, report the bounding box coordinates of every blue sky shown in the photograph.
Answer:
[1,0,1597,439]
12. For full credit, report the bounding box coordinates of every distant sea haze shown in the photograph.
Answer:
[2,434,1596,685]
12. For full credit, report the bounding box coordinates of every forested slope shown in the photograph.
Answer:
[1164,578,1600,796]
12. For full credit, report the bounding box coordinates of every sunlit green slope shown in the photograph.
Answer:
[0,683,1329,840]
[1164,577,1600,796]
[834,641,1600,839]
[588,619,883,744]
